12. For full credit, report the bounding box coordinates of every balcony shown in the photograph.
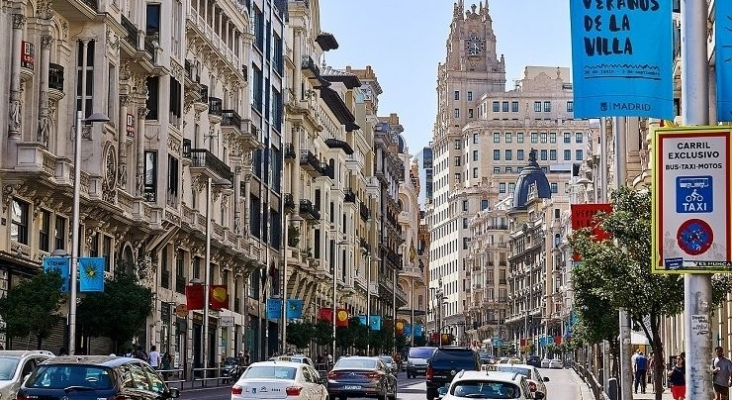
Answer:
[284,193,296,212]
[359,237,370,253]
[208,97,223,118]
[48,63,64,93]
[186,7,243,81]
[189,149,234,182]
[221,110,241,131]
[325,138,354,155]
[359,203,370,221]
[121,15,137,47]
[320,162,334,180]
[300,150,323,177]
[197,85,209,103]
[284,143,297,160]
[344,189,356,203]
[53,0,98,22]
[299,199,321,221]
[301,55,320,78]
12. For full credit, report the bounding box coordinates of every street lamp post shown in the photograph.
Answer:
[362,249,372,355]
[69,110,109,355]
[333,240,348,360]
[282,213,303,354]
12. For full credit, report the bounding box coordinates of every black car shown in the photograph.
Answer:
[17,355,180,400]
[526,355,542,368]
[425,347,480,400]
[327,356,397,400]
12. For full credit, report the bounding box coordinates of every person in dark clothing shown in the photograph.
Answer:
[668,356,686,400]
[634,351,648,394]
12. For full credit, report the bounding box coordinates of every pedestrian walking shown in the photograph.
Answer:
[133,345,148,362]
[668,355,686,400]
[148,345,161,369]
[634,350,648,394]
[712,346,732,400]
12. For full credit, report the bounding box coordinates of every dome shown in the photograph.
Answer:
[512,149,552,210]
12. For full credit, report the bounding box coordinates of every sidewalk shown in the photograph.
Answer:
[632,388,673,400]
[569,367,596,400]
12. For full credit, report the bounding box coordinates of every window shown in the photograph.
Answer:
[540,132,547,143]
[454,108,459,118]
[10,200,28,244]
[454,140,461,149]
[144,151,158,202]
[39,210,50,252]
[544,101,551,112]
[468,109,474,118]
[564,132,571,143]
[481,200,489,210]
[493,149,500,160]
[533,101,541,112]
[549,132,556,143]
[75,40,95,119]
[576,132,584,143]
[564,149,571,161]
[146,3,161,36]
[273,34,283,75]
[551,183,559,193]
[102,235,112,272]
[272,89,283,130]
[107,64,117,124]
[502,101,509,112]
[550,149,557,160]
[55,217,66,250]
[167,155,179,205]
[567,101,574,112]
[454,172,461,183]
[505,132,512,143]
[576,149,584,160]
[467,91,473,101]
[146,77,159,120]
[505,149,512,160]
[473,150,478,161]
[506,167,513,174]
[517,149,525,160]
[472,168,478,178]
[540,149,547,160]
[453,90,460,100]
[499,183,506,193]
[511,101,519,112]
[531,132,538,143]
[493,132,500,143]
[253,5,264,50]
[169,77,182,125]
[462,200,469,212]
[517,132,524,143]
[508,182,515,192]
[492,102,499,112]
[454,156,461,167]
[493,167,500,174]
[473,133,478,144]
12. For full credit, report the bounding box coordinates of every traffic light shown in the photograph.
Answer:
[528,315,534,324]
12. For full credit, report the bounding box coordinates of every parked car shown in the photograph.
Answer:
[437,369,544,400]
[549,358,564,369]
[379,356,399,375]
[232,360,327,400]
[406,346,436,379]
[526,355,542,368]
[327,356,397,400]
[486,363,550,399]
[541,358,551,368]
[17,355,180,400]
[0,350,55,400]
[426,347,480,400]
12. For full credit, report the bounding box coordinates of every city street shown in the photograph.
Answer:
[179,367,594,400]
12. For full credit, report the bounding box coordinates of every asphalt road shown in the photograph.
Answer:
[179,367,590,400]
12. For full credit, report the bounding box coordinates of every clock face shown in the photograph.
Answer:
[466,35,482,56]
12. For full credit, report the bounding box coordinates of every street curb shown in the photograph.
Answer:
[569,368,596,400]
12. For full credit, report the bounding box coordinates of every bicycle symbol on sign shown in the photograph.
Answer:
[685,189,704,203]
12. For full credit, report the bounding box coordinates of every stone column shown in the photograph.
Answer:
[8,14,26,139]
[37,34,52,146]
[293,29,302,100]
[118,94,130,189]
[136,106,149,197]
[293,125,301,203]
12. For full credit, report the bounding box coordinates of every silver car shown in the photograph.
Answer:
[0,350,55,399]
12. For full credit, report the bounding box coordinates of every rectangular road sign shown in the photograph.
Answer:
[652,127,732,273]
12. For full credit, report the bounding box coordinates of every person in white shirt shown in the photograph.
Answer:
[148,345,161,369]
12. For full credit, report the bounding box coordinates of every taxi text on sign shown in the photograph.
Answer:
[651,127,732,273]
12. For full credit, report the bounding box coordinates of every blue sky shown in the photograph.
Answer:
[318,0,573,155]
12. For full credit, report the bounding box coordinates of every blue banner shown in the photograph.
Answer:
[369,315,381,331]
[359,315,367,326]
[42,257,69,293]
[414,324,423,338]
[403,324,412,338]
[78,257,105,292]
[569,0,673,119]
[266,298,282,320]
[717,1,732,120]
[492,337,504,347]
[286,299,303,320]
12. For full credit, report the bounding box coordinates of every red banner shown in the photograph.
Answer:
[554,336,562,345]
[185,284,204,311]
[318,307,333,322]
[336,308,349,327]
[430,332,439,344]
[209,285,228,310]
[571,203,613,261]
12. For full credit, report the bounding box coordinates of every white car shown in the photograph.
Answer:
[0,350,55,400]
[486,363,550,399]
[540,358,551,368]
[549,358,563,369]
[437,369,545,400]
[231,361,328,400]
[269,355,318,373]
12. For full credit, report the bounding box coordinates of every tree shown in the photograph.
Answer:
[0,270,65,349]
[414,334,427,347]
[570,186,732,400]
[76,268,154,353]
[349,318,369,351]
[286,321,313,350]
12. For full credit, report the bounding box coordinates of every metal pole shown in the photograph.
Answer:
[410,276,415,347]
[681,1,712,398]
[332,252,337,360]
[599,118,608,203]
[264,136,272,359]
[282,213,289,355]
[614,117,632,400]
[203,177,212,381]
[69,110,83,355]
[366,252,372,355]
[392,266,397,354]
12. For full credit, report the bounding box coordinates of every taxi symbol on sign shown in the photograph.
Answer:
[676,176,713,213]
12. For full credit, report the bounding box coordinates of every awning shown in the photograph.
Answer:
[618,331,650,345]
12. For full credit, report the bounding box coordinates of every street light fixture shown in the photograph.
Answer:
[281,213,304,354]
[202,177,231,378]
[333,240,349,360]
[69,110,109,355]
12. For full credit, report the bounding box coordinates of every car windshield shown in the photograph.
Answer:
[495,366,531,378]
[479,352,491,358]
[26,365,113,389]
[335,359,377,369]
[379,357,393,364]
[224,357,239,365]
[451,380,521,399]
[409,348,435,359]
[242,366,297,380]
[0,357,19,381]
